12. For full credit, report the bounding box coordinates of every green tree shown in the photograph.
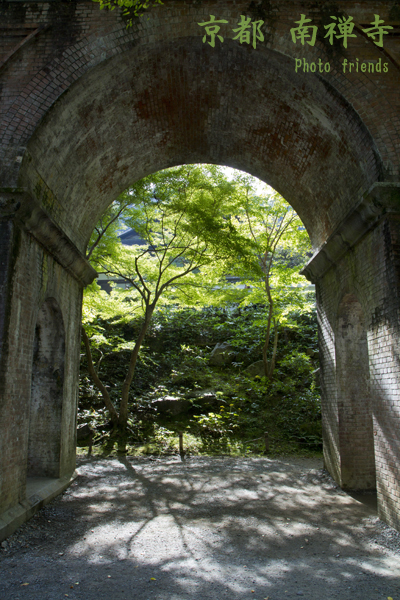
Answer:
[223,180,312,379]
[82,165,249,442]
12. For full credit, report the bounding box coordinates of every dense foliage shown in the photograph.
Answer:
[82,165,252,439]
[79,302,321,456]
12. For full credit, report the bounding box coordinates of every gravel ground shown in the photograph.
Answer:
[1,455,400,600]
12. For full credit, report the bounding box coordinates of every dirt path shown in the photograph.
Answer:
[1,456,400,600]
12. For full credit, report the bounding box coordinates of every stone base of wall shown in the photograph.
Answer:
[0,471,76,543]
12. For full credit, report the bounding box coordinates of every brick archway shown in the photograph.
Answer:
[1,0,400,538]
[18,36,381,252]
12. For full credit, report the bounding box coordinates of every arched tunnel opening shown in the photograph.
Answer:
[78,163,322,462]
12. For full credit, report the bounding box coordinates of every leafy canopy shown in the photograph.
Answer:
[83,164,253,344]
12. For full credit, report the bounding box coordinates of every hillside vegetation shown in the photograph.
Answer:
[78,302,321,457]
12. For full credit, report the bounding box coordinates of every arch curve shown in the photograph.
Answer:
[19,36,382,251]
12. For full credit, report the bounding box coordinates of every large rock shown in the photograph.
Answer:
[185,388,221,408]
[244,360,265,378]
[186,388,217,400]
[151,396,192,415]
[208,342,236,366]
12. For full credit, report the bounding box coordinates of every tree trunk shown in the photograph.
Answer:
[82,301,156,453]
[262,302,273,378]
[267,321,279,379]
[119,303,156,430]
[81,326,119,426]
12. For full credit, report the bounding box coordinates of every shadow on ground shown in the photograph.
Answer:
[1,456,399,600]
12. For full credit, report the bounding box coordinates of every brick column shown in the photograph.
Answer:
[0,198,24,515]
[0,190,96,540]
[369,217,400,529]
[336,293,375,490]
[0,219,17,386]
[303,183,400,531]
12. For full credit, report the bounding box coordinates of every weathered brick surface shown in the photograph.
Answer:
[0,219,16,377]
[318,217,400,530]
[28,297,65,478]
[1,1,399,248]
[0,0,400,533]
[0,225,81,515]
[336,294,375,490]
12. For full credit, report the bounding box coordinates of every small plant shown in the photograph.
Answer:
[92,0,163,27]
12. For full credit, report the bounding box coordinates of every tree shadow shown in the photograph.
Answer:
[1,456,399,600]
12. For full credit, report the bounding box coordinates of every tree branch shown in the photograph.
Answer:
[81,326,119,426]
[86,202,131,260]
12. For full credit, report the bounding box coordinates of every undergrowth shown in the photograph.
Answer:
[78,301,322,458]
